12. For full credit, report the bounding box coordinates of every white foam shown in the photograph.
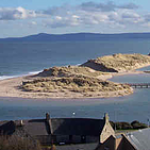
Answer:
[0,64,81,81]
[75,64,81,66]
[0,70,42,81]
[28,70,42,75]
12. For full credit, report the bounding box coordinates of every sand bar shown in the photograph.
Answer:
[1,53,150,100]
[0,72,135,99]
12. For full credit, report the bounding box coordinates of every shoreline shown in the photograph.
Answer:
[111,70,145,78]
[0,95,129,103]
[0,71,139,100]
[0,60,150,100]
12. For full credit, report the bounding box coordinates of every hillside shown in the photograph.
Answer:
[1,32,150,42]
[82,53,150,72]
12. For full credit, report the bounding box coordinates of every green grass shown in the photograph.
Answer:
[115,129,138,134]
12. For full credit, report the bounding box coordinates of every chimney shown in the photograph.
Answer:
[20,120,24,126]
[15,120,24,127]
[45,113,51,135]
[46,113,50,122]
[103,113,109,123]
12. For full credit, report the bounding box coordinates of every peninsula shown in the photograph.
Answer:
[0,53,150,99]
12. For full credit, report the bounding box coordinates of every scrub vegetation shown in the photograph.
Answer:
[37,66,108,78]
[0,135,41,150]
[82,53,150,72]
[19,53,150,98]
[21,76,131,94]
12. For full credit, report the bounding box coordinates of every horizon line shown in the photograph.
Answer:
[2,31,150,39]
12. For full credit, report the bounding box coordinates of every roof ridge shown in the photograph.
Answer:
[122,134,138,150]
[51,118,103,120]
[49,119,53,134]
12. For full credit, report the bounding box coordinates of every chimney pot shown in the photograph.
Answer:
[103,113,109,122]
[46,113,50,121]
[20,120,24,126]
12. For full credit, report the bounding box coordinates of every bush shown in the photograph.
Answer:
[110,120,148,130]
[131,120,147,129]
[0,135,41,150]
[121,122,133,130]
[116,122,133,130]
[110,121,133,130]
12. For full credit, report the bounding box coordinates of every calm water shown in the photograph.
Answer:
[0,86,150,123]
[1,39,150,77]
[1,39,150,123]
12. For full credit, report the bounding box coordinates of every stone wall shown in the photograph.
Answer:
[100,114,115,143]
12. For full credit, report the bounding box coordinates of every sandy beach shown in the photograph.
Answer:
[1,53,150,100]
[0,71,138,99]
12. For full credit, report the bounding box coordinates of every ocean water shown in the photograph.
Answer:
[1,39,150,123]
[1,39,150,77]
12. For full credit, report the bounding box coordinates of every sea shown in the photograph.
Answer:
[1,39,150,123]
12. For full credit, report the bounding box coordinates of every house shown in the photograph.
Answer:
[115,134,136,150]
[117,128,150,150]
[0,113,115,149]
[97,128,150,150]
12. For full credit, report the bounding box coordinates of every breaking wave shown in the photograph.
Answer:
[0,70,42,80]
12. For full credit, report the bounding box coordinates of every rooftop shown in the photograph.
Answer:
[0,117,105,137]
[125,128,150,150]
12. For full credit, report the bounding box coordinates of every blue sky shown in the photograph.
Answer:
[1,0,150,37]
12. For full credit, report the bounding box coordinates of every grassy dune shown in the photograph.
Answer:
[21,77,132,97]
[37,66,108,78]
[82,53,150,72]
[20,53,148,98]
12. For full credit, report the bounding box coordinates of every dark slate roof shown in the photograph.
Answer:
[22,119,50,136]
[55,143,98,150]
[125,128,150,150]
[0,118,105,137]
[0,119,50,136]
[0,121,15,135]
[51,118,105,136]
